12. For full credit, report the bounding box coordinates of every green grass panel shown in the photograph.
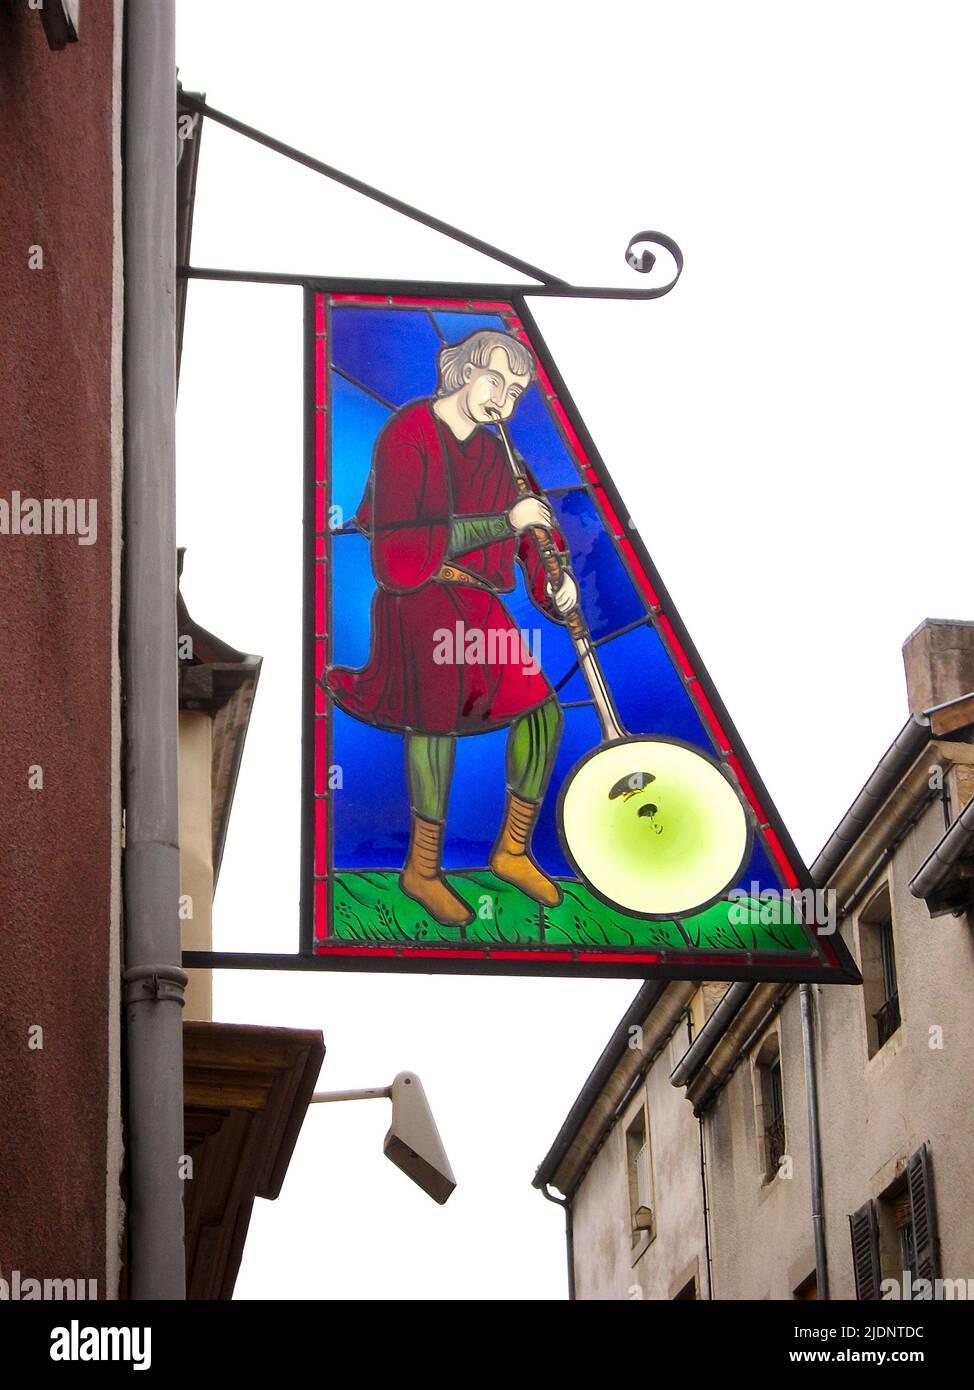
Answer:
[330,872,810,953]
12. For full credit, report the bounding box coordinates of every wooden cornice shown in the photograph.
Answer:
[182,1021,325,1300]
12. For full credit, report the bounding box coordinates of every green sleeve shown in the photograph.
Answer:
[447,511,513,557]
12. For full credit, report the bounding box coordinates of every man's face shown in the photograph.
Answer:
[461,347,531,424]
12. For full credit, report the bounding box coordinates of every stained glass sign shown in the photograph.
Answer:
[302,289,859,982]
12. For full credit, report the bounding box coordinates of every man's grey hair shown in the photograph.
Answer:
[435,330,536,397]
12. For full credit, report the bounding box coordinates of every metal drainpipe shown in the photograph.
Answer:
[540,1185,575,1301]
[800,984,829,1300]
[122,0,187,1299]
[698,1118,714,1299]
[686,1010,714,1300]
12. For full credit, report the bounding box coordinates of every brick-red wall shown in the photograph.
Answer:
[0,2,118,1292]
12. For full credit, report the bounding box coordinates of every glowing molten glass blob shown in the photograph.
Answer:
[560,739,749,917]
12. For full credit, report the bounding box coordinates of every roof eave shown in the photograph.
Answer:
[909,792,974,916]
[532,981,667,1193]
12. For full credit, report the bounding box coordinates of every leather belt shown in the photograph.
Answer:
[434,563,490,590]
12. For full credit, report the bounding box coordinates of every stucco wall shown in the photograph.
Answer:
[572,1025,707,1300]
[0,3,121,1295]
[816,793,974,1298]
[705,996,816,1299]
[706,790,974,1299]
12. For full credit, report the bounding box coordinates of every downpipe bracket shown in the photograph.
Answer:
[123,964,189,1007]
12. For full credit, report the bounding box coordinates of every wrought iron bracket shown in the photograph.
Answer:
[176,92,683,303]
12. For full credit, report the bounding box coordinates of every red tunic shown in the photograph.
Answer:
[327,399,563,735]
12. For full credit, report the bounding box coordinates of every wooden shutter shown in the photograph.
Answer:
[849,1200,882,1299]
[907,1145,940,1285]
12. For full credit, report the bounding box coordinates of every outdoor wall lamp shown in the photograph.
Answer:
[309,1071,456,1205]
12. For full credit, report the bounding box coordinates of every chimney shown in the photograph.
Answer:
[902,619,974,715]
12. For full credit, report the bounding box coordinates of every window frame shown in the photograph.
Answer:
[849,1145,940,1299]
[753,1032,787,1184]
[857,883,902,1058]
[624,1101,656,1262]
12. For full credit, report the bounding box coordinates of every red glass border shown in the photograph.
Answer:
[313,293,330,937]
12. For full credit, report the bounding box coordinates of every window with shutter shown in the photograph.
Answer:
[907,1145,940,1285]
[849,1199,882,1300]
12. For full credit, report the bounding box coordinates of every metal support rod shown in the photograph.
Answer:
[801,983,830,1300]
[123,0,186,1300]
[175,262,683,302]
[310,1087,392,1104]
[176,93,565,289]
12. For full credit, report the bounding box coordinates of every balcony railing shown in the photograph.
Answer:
[874,992,901,1049]
[766,1116,786,1174]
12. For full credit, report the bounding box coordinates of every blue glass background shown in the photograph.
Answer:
[734,835,780,898]
[550,490,646,638]
[433,311,505,340]
[329,374,391,522]
[504,389,582,489]
[556,623,709,748]
[331,532,375,670]
[332,708,410,869]
[533,703,603,875]
[331,308,441,406]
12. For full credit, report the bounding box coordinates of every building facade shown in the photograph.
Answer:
[1,6,322,1300]
[536,619,974,1301]
[0,0,124,1298]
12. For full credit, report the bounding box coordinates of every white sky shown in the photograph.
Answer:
[174,1,973,1299]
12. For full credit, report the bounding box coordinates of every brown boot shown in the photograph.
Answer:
[490,792,563,907]
[400,814,474,927]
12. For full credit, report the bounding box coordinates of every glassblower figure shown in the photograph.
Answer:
[328,330,579,927]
